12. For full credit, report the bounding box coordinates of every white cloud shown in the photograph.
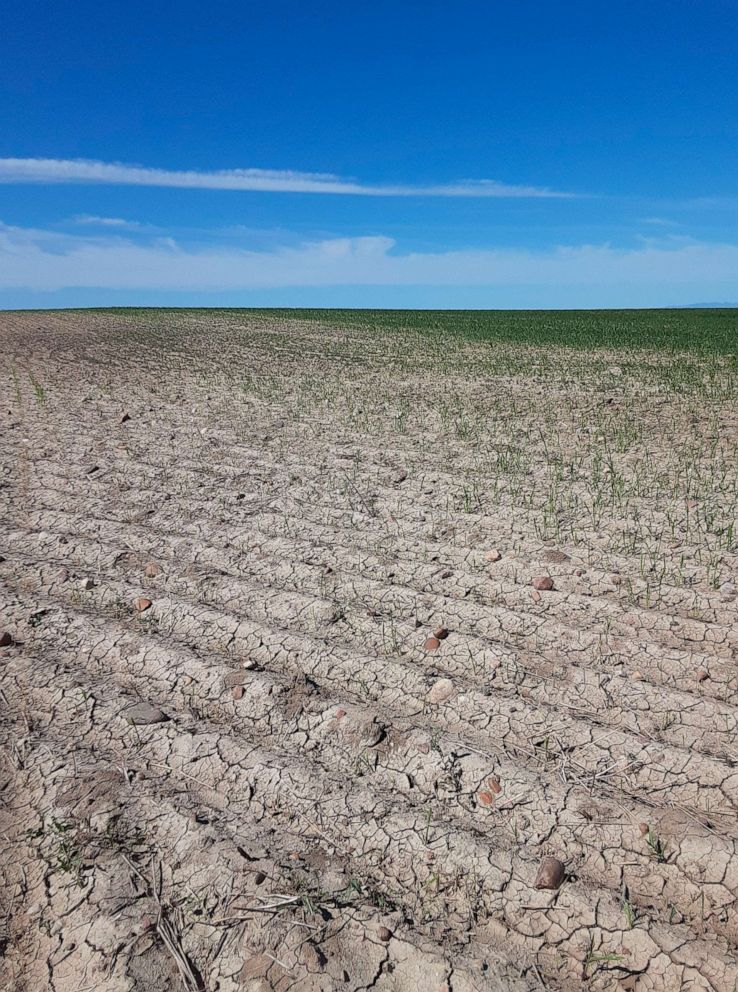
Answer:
[0,222,737,301]
[71,214,145,229]
[0,157,574,198]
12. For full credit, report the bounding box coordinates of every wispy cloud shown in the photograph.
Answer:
[71,214,146,229]
[0,157,575,199]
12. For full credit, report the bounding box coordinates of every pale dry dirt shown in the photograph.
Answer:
[1,310,737,992]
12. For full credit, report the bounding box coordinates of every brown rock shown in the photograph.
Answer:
[335,707,347,719]
[638,822,650,835]
[144,562,162,577]
[0,631,13,648]
[424,636,441,652]
[533,856,565,890]
[56,567,69,583]
[232,685,244,700]
[696,669,709,683]
[487,776,502,794]
[530,589,541,603]
[485,549,502,562]
[611,573,622,585]
[433,627,449,640]
[377,926,393,942]
[477,790,495,807]
[133,597,152,612]
[532,576,554,591]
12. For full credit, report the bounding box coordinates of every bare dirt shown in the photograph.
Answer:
[1,310,737,991]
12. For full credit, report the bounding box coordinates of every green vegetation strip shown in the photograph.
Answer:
[51,307,738,356]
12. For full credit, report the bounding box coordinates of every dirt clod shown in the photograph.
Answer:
[122,702,169,725]
[534,856,566,890]
[427,678,454,704]
[424,636,441,652]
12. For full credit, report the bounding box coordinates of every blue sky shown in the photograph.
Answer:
[1,0,737,308]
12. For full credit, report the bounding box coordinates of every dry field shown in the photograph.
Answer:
[1,308,737,992]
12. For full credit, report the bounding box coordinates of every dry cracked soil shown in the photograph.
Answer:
[1,310,737,992]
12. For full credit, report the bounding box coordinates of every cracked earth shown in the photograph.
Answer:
[1,310,737,991]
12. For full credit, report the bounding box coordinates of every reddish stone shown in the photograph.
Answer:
[532,576,554,591]
[534,856,565,890]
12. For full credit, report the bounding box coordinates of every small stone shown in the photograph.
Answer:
[574,568,585,577]
[56,567,69,583]
[377,926,393,942]
[532,576,554,591]
[253,870,267,885]
[0,631,14,648]
[611,573,622,585]
[534,856,565,890]
[427,677,454,704]
[335,707,347,719]
[232,685,244,700]
[433,627,449,640]
[485,549,502,563]
[530,589,541,603]
[638,822,650,835]
[696,669,709,683]
[182,675,193,686]
[631,670,643,681]
[424,636,441,652]
[79,578,95,590]
[477,790,495,807]
[122,702,169,725]
[144,562,162,577]
[241,658,258,670]
[487,776,502,794]
[133,597,152,612]
[119,412,131,424]
[542,549,570,564]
